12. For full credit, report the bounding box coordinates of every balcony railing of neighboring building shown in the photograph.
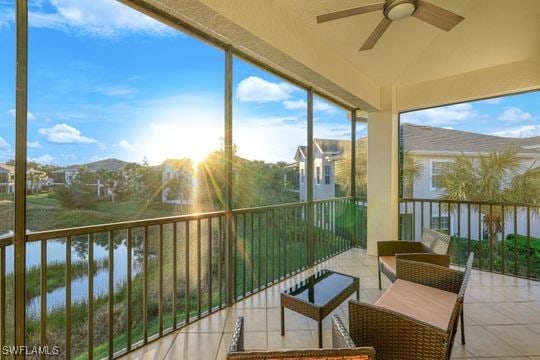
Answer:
[0,197,366,359]
[400,198,540,280]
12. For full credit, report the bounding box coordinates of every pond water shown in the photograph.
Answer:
[5,239,139,317]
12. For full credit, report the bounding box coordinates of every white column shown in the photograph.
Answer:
[367,86,399,255]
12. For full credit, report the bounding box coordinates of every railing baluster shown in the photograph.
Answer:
[242,213,246,296]
[467,203,471,260]
[514,206,518,276]
[127,228,132,350]
[88,234,94,359]
[40,240,46,360]
[456,202,460,265]
[143,226,148,342]
[0,246,5,360]
[108,231,114,359]
[208,218,212,313]
[185,221,190,324]
[197,219,201,317]
[159,224,163,336]
[501,206,506,274]
[65,236,72,360]
[258,212,261,289]
[218,217,223,307]
[250,212,254,291]
[478,207,483,271]
[172,223,177,329]
[527,206,531,279]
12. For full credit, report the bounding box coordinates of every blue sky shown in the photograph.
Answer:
[0,0,538,167]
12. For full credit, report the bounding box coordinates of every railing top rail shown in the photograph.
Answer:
[400,197,540,209]
[26,210,226,242]
[313,196,352,205]
[231,201,306,215]
[0,235,13,248]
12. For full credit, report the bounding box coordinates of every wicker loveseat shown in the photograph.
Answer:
[333,253,474,360]
[377,228,451,289]
[227,316,376,359]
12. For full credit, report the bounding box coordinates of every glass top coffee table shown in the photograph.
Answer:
[281,269,359,348]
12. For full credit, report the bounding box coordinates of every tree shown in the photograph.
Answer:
[53,167,97,209]
[439,147,540,248]
[335,139,367,198]
[97,169,122,203]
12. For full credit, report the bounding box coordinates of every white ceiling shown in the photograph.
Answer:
[134,0,540,110]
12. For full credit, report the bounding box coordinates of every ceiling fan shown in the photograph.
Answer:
[316,0,464,51]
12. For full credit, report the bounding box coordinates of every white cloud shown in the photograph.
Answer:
[401,103,478,126]
[236,76,297,102]
[119,139,136,152]
[282,99,338,114]
[282,99,306,110]
[9,108,36,120]
[27,141,41,148]
[38,123,98,144]
[490,125,540,138]
[482,97,503,104]
[497,107,533,122]
[29,154,54,164]
[28,0,174,38]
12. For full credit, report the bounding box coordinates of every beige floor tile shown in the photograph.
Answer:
[215,332,232,360]
[460,325,522,357]
[267,330,316,350]
[118,331,178,360]
[526,324,540,335]
[463,303,516,325]
[490,302,540,324]
[165,332,222,360]
[485,325,540,356]
[224,308,267,332]
[182,309,230,333]
[267,307,310,332]
[231,291,267,309]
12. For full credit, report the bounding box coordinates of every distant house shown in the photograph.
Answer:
[0,164,14,193]
[0,164,50,193]
[401,123,540,239]
[294,139,350,202]
[52,158,129,196]
[161,158,194,205]
[295,125,540,239]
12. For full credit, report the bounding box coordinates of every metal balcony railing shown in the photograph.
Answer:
[400,198,540,280]
[0,197,366,359]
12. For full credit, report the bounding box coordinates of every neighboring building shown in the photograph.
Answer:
[0,164,50,193]
[294,139,350,201]
[401,123,540,239]
[161,158,194,205]
[0,164,14,193]
[52,158,129,196]
[295,125,540,239]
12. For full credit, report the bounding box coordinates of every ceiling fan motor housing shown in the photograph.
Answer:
[384,0,418,21]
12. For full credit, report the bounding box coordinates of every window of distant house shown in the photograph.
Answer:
[431,216,449,232]
[324,165,331,185]
[316,166,321,185]
[300,168,305,184]
[431,161,450,189]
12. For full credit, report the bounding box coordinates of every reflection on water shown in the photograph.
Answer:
[5,240,139,317]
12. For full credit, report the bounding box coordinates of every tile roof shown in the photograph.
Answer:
[401,123,540,155]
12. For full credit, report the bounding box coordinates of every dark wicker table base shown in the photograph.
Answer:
[280,270,359,348]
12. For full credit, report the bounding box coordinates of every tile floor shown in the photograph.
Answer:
[119,248,540,360]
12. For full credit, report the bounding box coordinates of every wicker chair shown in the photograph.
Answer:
[334,253,474,360]
[377,228,452,290]
[227,316,376,359]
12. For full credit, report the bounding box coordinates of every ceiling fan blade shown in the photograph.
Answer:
[412,0,464,31]
[317,3,384,23]
[359,17,391,51]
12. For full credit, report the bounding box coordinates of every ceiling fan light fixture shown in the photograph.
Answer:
[384,0,417,21]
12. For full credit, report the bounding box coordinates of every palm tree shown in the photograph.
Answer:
[335,139,367,197]
[439,147,540,248]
